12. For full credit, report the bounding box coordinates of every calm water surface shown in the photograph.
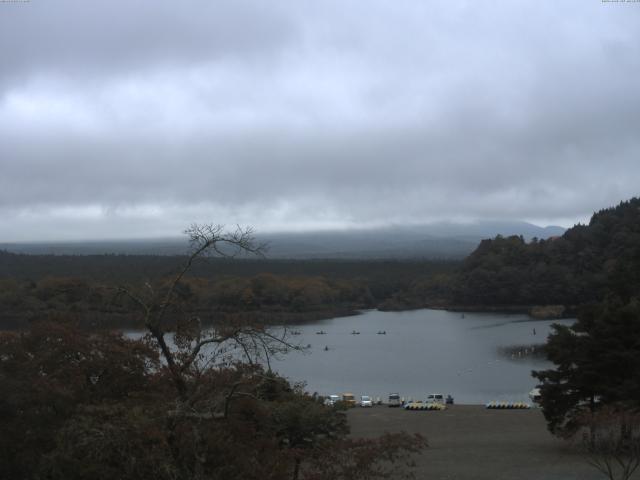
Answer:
[268,309,574,404]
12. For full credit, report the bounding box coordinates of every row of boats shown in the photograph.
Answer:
[314,330,387,335]
[485,401,531,409]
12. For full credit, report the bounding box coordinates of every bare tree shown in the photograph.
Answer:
[575,406,640,480]
[116,224,298,400]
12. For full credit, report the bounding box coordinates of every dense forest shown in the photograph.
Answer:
[526,201,640,454]
[448,197,640,311]
[0,253,456,329]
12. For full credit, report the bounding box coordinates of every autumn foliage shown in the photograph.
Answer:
[0,320,424,480]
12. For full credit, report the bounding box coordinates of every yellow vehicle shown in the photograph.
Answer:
[342,392,357,407]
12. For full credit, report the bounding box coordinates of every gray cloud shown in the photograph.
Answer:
[0,1,294,82]
[1,0,639,241]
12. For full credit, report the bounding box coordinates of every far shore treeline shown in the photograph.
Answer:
[0,254,456,330]
[1,197,639,331]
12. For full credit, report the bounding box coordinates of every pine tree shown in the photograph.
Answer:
[533,297,640,436]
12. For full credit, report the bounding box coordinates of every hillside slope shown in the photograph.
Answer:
[451,197,640,308]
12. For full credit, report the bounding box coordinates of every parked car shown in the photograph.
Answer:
[426,393,445,404]
[528,388,542,403]
[360,395,373,407]
[324,394,341,406]
[342,392,357,408]
[388,393,402,407]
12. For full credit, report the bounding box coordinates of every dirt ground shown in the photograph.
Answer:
[347,405,608,480]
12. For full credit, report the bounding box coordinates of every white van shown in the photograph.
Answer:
[528,388,542,403]
[426,393,445,405]
[388,393,401,407]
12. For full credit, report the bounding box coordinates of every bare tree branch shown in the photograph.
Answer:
[112,224,282,401]
[576,406,640,480]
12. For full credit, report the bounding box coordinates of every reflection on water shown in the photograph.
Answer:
[496,344,546,360]
[468,317,543,329]
[268,309,574,405]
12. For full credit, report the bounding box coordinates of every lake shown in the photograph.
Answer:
[268,308,574,404]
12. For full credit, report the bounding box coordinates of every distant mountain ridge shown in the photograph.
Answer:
[0,220,565,259]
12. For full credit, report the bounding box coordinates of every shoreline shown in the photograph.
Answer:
[0,303,573,333]
[380,303,576,320]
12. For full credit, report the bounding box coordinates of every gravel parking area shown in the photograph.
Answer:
[347,405,605,480]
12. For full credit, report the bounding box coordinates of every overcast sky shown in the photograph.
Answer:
[1,0,639,241]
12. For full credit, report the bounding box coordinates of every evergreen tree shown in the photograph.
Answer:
[533,297,640,436]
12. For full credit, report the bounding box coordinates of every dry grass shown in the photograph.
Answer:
[347,405,605,480]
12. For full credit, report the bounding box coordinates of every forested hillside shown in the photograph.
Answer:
[451,197,640,308]
[0,253,456,329]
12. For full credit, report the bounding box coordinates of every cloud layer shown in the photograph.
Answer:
[1,0,639,240]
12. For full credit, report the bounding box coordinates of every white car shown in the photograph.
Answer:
[324,394,341,406]
[426,393,445,405]
[360,395,373,407]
